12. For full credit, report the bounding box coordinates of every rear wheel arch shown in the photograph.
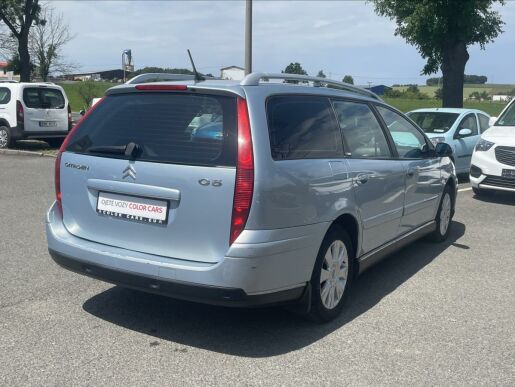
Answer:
[330,213,359,261]
[0,118,10,128]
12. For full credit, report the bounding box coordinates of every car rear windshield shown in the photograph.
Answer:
[497,102,515,127]
[66,92,237,167]
[23,87,65,109]
[407,112,459,133]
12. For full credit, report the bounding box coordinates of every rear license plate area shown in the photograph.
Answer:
[39,121,57,127]
[96,191,169,224]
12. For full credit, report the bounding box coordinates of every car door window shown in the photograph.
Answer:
[376,106,428,159]
[332,100,391,158]
[0,87,10,104]
[478,114,490,133]
[266,95,343,160]
[457,113,478,136]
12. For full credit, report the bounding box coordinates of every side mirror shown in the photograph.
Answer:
[457,128,473,137]
[79,109,85,116]
[435,142,453,158]
[489,116,497,126]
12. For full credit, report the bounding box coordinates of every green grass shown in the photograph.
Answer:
[393,83,515,99]
[383,98,507,116]
[58,82,113,111]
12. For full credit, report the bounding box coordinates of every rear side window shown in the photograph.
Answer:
[266,95,343,160]
[66,93,237,167]
[23,87,65,109]
[0,87,10,104]
[332,100,391,158]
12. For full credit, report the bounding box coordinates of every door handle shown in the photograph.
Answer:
[406,168,415,177]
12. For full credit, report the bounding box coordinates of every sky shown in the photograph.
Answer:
[50,0,515,85]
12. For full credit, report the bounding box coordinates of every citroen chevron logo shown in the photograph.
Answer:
[122,164,136,180]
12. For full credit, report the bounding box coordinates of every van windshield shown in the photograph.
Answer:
[23,87,65,109]
[407,112,459,133]
[66,92,237,167]
[496,102,515,127]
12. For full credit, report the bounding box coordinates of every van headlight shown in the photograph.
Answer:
[430,137,446,145]
[475,139,495,152]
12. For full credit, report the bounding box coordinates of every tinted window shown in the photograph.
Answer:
[377,106,428,159]
[23,87,65,109]
[332,100,391,158]
[457,113,478,135]
[67,93,237,167]
[407,112,459,134]
[267,95,343,160]
[478,114,490,133]
[0,87,10,104]
[496,102,515,126]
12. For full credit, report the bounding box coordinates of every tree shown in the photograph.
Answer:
[316,70,326,78]
[372,0,504,108]
[434,88,443,100]
[77,80,97,109]
[342,75,354,85]
[282,62,307,75]
[0,0,42,81]
[30,7,75,81]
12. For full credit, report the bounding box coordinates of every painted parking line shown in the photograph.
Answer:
[458,187,473,192]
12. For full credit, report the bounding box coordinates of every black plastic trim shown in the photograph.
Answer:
[49,249,305,307]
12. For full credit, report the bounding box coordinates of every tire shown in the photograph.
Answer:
[45,138,64,148]
[472,187,493,197]
[428,186,454,242]
[308,225,354,322]
[0,125,14,149]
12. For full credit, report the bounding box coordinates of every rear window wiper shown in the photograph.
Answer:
[88,142,141,158]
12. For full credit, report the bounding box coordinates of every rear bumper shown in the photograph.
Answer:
[49,249,305,307]
[10,126,68,140]
[46,202,325,307]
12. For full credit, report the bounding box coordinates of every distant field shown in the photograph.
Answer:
[393,83,515,99]
[58,81,509,117]
[58,82,113,111]
[384,98,507,116]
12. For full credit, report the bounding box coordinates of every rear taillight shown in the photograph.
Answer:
[16,101,24,129]
[55,97,105,215]
[67,104,72,131]
[230,98,254,245]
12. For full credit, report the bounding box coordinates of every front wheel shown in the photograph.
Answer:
[428,186,453,242]
[308,226,354,322]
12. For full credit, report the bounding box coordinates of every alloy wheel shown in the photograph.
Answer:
[0,129,8,148]
[320,240,348,309]
[440,193,452,235]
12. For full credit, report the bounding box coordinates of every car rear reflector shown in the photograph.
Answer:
[135,85,188,91]
[230,98,254,245]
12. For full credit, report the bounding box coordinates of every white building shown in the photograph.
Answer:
[492,95,513,102]
[220,66,245,81]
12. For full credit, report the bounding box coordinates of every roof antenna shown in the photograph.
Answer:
[187,49,204,82]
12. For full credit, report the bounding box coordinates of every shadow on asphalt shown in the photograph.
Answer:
[472,191,515,206]
[83,221,466,358]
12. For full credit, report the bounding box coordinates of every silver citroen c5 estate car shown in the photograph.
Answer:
[46,73,457,321]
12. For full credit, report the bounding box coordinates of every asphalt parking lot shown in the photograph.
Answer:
[1,154,514,386]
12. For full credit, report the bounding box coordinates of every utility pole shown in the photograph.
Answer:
[245,0,252,75]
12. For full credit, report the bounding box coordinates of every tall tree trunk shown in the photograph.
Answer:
[18,33,31,82]
[441,42,469,108]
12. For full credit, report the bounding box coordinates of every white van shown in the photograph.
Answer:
[0,81,71,148]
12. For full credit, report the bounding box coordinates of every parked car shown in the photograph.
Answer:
[46,73,457,321]
[470,99,515,195]
[0,81,72,149]
[407,108,490,174]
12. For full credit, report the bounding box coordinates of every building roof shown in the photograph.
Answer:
[0,61,9,68]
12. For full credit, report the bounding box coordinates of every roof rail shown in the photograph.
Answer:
[125,72,214,85]
[240,72,381,100]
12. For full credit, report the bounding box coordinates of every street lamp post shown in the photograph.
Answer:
[245,0,252,75]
